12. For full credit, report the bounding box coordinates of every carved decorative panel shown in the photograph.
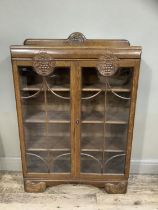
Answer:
[68,32,86,45]
[33,51,55,76]
[97,50,119,77]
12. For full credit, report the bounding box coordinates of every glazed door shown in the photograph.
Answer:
[15,59,134,177]
[79,61,133,176]
[17,61,72,175]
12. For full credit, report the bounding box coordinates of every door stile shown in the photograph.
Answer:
[125,60,141,178]
[12,61,27,176]
[70,61,81,178]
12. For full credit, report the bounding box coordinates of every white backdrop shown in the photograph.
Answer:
[0,0,158,173]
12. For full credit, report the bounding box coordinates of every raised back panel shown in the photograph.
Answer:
[24,32,130,47]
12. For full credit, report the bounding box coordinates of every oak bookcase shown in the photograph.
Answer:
[10,32,141,193]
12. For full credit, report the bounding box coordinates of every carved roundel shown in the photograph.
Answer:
[97,50,119,77]
[33,51,56,76]
[68,32,86,45]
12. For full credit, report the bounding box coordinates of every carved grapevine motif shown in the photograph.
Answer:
[97,50,119,76]
[33,51,56,76]
[68,32,86,45]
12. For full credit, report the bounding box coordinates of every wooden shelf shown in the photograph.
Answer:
[24,110,128,124]
[22,84,70,92]
[21,83,130,93]
[26,136,70,152]
[24,111,70,123]
[82,120,127,124]
[82,111,128,124]
[105,120,128,125]
[81,136,125,153]
[81,148,124,153]
[82,84,131,92]
[26,135,125,153]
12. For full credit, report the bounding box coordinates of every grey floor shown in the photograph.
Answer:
[0,172,158,210]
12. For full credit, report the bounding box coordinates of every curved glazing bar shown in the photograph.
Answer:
[80,152,102,166]
[104,154,126,166]
[106,80,131,100]
[53,152,71,162]
[45,78,70,100]
[81,90,102,100]
[26,152,49,172]
[50,153,71,173]
[21,83,44,99]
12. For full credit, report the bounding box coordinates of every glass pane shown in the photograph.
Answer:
[81,124,104,151]
[26,151,48,173]
[106,92,130,122]
[82,92,104,122]
[50,151,71,173]
[103,152,126,174]
[108,67,132,89]
[18,66,71,173]
[46,67,70,89]
[25,124,70,151]
[81,151,102,173]
[105,124,128,152]
[81,67,132,175]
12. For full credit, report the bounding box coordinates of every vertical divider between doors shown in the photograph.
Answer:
[70,61,81,178]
